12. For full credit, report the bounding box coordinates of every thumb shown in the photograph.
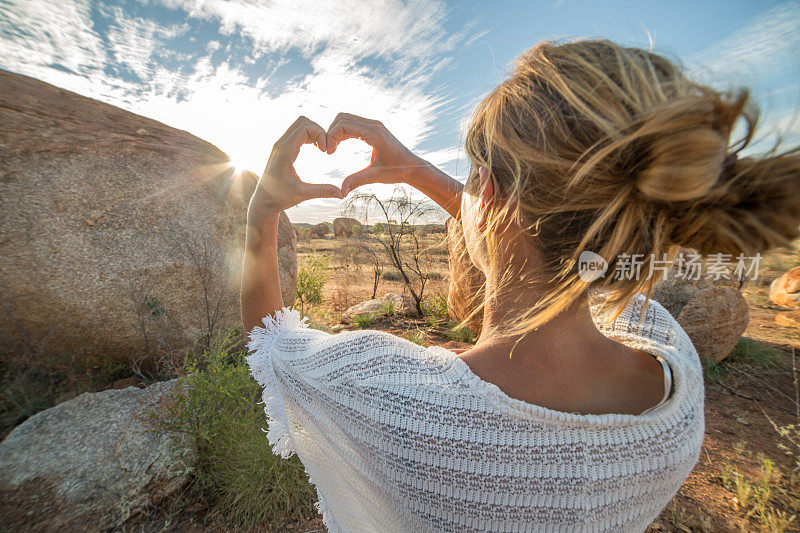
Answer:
[341,167,383,196]
[301,182,344,201]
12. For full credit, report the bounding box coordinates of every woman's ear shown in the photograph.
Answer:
[478,166,494,230]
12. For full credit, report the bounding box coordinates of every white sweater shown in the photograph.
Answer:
[246,294,704,532]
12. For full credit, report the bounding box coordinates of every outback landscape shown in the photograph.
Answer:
[2,71,800,533]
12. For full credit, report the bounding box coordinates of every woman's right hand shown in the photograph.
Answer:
[327,112,464,218]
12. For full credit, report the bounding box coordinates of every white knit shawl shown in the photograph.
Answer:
[246,294,704,533]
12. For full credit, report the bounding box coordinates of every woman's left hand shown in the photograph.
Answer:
[247,116,343,226]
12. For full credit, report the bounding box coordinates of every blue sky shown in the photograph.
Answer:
[1,0,798,222]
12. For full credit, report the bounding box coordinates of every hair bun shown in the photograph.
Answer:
[634,98,730,202]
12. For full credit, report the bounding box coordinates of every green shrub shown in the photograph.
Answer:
[297,227,312,241]
[382,301,396,316]
[153,330,316,528]
[296,254,328,312]
[353,314,375,328]
[447,322,474,343]
[373,222,385,234]
[421,295,449,320]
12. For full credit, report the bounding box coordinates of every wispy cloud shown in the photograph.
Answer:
[689,2,800,85]
[0,0,476,221]
[688,1,800,153]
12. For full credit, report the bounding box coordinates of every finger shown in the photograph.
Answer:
[299,182,344,201]
[341,167,384,196]
[326,117,382,154]
[276,118,328,162]
[276,116,322,149]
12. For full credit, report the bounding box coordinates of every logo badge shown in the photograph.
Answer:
[578,251,608,282]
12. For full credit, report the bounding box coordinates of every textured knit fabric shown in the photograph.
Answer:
[246,294,705,533]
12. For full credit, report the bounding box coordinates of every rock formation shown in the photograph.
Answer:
[311,222,330,237]
[769,267,800,309]
[650,251,749,362]
[333,217,363,237]
[341,299,386,323]
[0,380,194,530]
[383,292,417,316]
[0,70,296,361]
[445,217,484,335]
[671,287,750,362]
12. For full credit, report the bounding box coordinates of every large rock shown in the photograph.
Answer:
[0,380,194,530]
[445,217,484,335]
[0,70,296,361]
[769,267,800,309]
[676,287,750,363]
[341,299,385,323]
[383,292,418,316]
[311,222,329,237]
[651,250,749,362]
[333,217,363,237]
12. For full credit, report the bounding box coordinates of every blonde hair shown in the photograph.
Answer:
[464,39,800,334]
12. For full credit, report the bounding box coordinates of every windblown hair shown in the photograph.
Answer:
[464,39,800,333]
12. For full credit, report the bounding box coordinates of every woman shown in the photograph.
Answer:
[241,40,800,532]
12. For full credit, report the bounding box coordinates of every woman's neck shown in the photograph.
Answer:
[474,273,612,361]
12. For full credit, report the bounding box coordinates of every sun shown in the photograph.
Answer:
[228,160,245,176]
[225,145,265,177]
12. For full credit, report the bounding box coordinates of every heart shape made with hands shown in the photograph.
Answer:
[293,138,373,195]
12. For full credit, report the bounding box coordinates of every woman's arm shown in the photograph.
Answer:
[241,117,343,333]
[326,113,464,219]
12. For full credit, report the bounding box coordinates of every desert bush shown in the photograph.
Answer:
[404,330,427,346]
[383,301,396,316]
[421,295,449,320]
[153,329,316,528]
[296,254,328,313]
[329,286,353,320]
[353,314,375,329]
[339,242,383,299]
[720,458,795,531]
[382,269,403,281]
[373,222,385,234]
[427,271,444,280]
[447,322,475,343]
[297,227,312,241]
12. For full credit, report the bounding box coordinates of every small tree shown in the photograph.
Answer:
[341,241,383,299]
[373,222,385,234]
[344,187,440,314]
[296,254,328,313]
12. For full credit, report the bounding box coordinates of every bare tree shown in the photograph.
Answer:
[344,187,440,314]
[340,240,383,299]
[172,226,230,350]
